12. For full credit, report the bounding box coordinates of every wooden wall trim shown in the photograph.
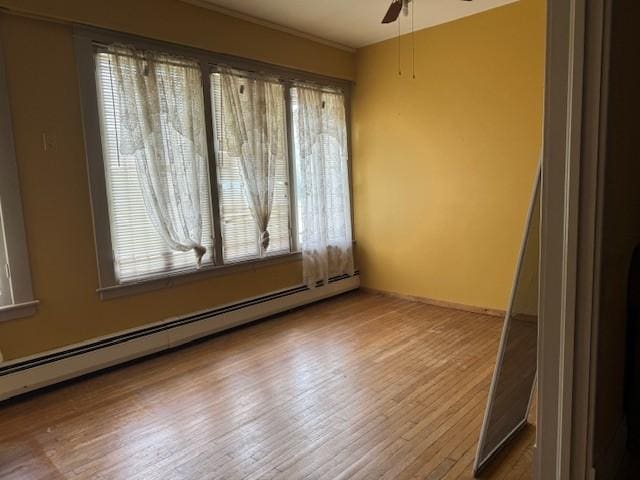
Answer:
[359,287,506,318]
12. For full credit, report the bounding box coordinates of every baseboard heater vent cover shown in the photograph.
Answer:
[0,274,359,402]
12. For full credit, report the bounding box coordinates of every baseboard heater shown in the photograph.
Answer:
[0,274,359,402]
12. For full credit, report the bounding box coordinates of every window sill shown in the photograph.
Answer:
[0,300,39,322]
[97,251,302,300]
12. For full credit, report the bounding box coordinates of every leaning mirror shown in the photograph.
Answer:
[473,165,540,476]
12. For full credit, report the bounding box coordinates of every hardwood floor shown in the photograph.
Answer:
[0,291,535,479]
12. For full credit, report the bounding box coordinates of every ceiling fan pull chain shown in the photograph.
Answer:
[398,16,402,76]
[412,0,416,79]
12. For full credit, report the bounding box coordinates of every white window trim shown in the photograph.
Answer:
[97,251,301,300]
[209,69,293,263]
[73,26,353,299]
[0,39,38,322]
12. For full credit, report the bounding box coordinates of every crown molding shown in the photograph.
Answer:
[180,0,356,53]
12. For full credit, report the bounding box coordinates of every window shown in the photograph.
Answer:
[290,85,354,285]
[75,30,353,296]
[0,39,37,319]
[95,49,214,282]
[291,86,352,248]
[211,70,291,262]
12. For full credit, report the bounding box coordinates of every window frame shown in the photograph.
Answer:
[92,49,217,282]
[0,39,38,321]
[209,68,293,263]
[73,26,353,300]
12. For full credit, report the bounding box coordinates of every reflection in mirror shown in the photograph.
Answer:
[473,168,540,476]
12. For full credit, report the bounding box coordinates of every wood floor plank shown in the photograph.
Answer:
[0,291,534,479]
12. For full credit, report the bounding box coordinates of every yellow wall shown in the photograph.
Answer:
[352,0,545,311]
[0,0,546,360]
[0,2,353,361]
[0,0,354,80]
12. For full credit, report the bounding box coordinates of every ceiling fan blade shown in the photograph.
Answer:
[382,0,403,24]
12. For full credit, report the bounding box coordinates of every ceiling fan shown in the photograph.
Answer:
[381,0,473,78]
[382,0,473,24]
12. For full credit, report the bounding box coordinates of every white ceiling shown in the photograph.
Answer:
[190,0,519,49]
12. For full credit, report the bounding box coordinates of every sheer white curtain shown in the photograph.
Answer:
[218,67,285,251]
[109,45,208,265]
[292,85,354,287]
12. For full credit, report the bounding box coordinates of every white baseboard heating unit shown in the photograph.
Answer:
[0,274,359,402]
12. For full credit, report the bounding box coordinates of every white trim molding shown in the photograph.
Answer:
[97,252,302,300]
[569,0,612,478]
[0,275,359,402]
[0,32,37,321]
[538,0,610,478]
[538,0,584,474]
[179,0,355,53]
[0,300,39,323]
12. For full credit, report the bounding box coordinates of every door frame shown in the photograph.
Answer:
[537,0,610,478]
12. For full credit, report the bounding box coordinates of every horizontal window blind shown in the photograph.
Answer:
[210,71,291,262]
[95,51,214,282]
